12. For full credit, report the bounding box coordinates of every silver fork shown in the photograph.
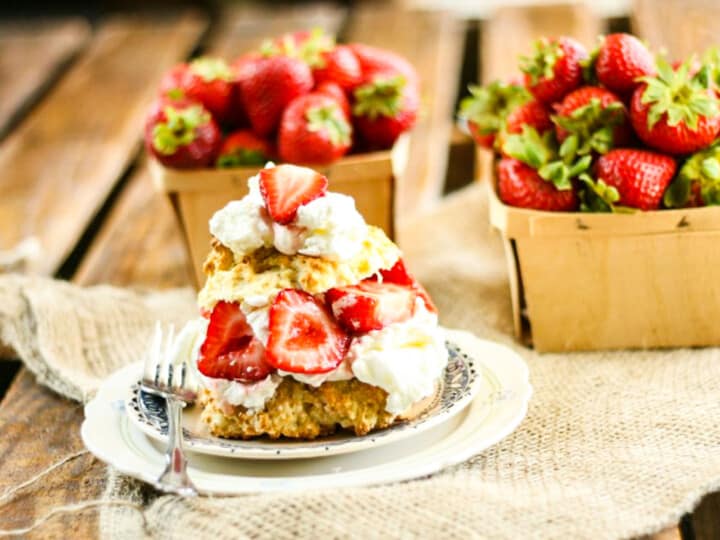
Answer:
[140,322,198,496]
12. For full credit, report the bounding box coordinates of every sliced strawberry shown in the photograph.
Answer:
[197,301,275,382]
[378,258,414,286]
[377,258,437,314]
[266,289,350,374]
[259,164,328,224]
[326,280,417,334]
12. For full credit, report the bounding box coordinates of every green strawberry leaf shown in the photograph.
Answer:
[307,104,352,147]
[640,56,720,131]
[353,75,405,119]
[578,173,624,213]
[152,105,208,155]
[457,81,530,136]
[663,173,692,208]
[501,126,554,169]
[519,38,561,85]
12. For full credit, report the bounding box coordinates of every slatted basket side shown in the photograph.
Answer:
[487,177,720,352]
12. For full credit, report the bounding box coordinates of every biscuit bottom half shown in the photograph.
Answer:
[198,377,433,440]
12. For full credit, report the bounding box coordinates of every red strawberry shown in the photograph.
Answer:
[595,149,676,210]
[326,280,416,334]
[278,93,352,165]
[505,100,553,135]
[552,86,630,152]
[144,97,221,169]
[352,71,419,149]
[159,57,234,124]
[377,258,437,314]
[520,37,587,104]
[457,80,531,150]
[216,130,273,168]
[630,59,720,155]
[228,52,262,128]
[595,33,655,96]
[197,301,275,382]
[315,81,351,117]
[266,289,350,374]
[497,158,579,211]
[239,55,314,137]
[348,43,419,88]
[258,164,328,224]
[313,45,362,91]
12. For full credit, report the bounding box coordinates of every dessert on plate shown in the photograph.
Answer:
[178,163,447,440]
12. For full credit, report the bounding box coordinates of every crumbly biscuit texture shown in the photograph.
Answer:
[199,378,397,439]
[198,225,400,309]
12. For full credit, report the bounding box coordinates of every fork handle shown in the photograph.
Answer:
[156,397,197,496]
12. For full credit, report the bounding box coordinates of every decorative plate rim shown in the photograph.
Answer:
[80,331,533,494]
[124,340,481,459]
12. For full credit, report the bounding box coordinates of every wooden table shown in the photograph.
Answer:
[0,1,717,538]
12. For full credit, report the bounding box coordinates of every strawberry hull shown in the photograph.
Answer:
[488,170,720,352]
[150,135,408,288]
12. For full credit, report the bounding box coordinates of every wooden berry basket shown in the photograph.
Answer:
[488,175,720,352]
[151,136,409,288]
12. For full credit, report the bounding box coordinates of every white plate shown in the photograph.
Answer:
[82,331,531,494]
[125,341,481,460]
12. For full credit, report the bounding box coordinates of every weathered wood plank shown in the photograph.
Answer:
[644,526,682,540]
[73,162,192,288]
[632,0,720,60]
[0,370,105,539]
[0,18,90,140]
[344,7,465,221]
[0,12,207,278]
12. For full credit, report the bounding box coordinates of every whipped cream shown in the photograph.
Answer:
[201,374,282,413]
[278,356,354,387]
[209,164,367,261]
[348,300,448,415]
[164,317,209,393]
[293,193,366,260]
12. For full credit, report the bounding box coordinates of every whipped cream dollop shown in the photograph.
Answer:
[209,164,367,261]
[164,317,209,393]
[278,357,354,387]
[202,374,282,413]
[347,300,448,415]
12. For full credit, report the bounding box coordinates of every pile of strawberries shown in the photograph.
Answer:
[143,30,419,169]
[459,33,720,211]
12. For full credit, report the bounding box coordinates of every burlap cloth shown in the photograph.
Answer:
[1,183,719,539]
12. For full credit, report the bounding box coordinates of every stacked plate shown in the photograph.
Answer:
[81,330,531,494]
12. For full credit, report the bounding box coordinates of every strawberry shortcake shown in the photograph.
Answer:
[182,163,448,439]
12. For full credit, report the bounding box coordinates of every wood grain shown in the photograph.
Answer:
[481,2,602,82]
[0,370,106,539]
[0,18,90,140]
[632,0,720,59]
[0,12,207,278]
[73,161,192,288]
[344,6,465,221]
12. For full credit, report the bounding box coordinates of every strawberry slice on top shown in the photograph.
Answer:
[266,289,350,374]
[259,164,328,224]
[326,280,417,334]
[198,301,275,382]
